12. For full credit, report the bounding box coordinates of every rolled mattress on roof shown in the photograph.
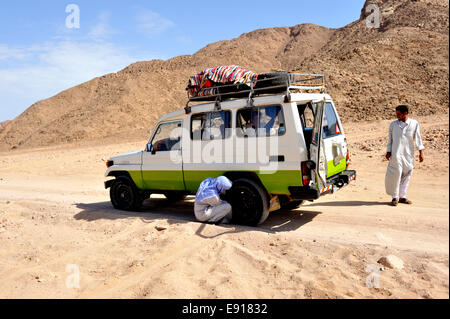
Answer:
[187,65,293,101]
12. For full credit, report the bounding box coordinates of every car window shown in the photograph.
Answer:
[303,105,315,129]
[191,111,231,140]
[298,103,315,130]
[322,103,341,139]
[191,114,206,140]
[311,106,322,146]
[237,105,285,137]
[151,122,182,152]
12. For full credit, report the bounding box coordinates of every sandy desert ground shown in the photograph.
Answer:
[0,114,448,299]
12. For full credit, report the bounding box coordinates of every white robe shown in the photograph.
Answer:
[194,176,233,223]
[194,196,232,223]
[385,118,424,197]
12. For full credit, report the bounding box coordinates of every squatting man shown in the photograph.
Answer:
[385,105,425,206]
[194,176,233,224]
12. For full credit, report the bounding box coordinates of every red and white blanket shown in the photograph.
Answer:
[188,65,258,97]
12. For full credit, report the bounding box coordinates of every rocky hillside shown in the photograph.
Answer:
[0,0,448,151]
[0,121,10,133]
[296,0,449,121]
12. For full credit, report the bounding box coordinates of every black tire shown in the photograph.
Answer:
[229,178,270,226]
[254,72,294,94]
[110,177,144,211]
[191,81,251,101]
[282,200,304,210]
[217,82,251,95]
[278,195,304,210]
[163,191,187,202]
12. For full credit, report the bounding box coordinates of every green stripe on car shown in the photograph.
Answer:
[327,158,347,178]
[129,170,304,195]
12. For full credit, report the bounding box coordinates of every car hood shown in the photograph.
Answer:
[109,150,143,165]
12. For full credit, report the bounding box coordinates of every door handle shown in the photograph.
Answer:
[269,155,285,162]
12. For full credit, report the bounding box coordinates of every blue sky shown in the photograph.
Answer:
[0,0,365,121]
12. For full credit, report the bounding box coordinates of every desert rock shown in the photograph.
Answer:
[378,255,405,269]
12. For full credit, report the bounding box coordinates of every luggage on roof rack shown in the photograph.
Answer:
[187,66,257,101]
[186,68,326,103]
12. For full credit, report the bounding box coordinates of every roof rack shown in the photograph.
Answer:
[185,73,326,113]
[287,73,326,92]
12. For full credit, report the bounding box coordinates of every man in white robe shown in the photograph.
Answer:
[385,105,425,206]
[194,176,233,224]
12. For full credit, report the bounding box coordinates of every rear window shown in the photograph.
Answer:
[236,105,286,137]
[298,103,315,130]
[322,102,341,139]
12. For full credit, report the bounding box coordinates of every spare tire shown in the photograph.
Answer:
[191,81,252,101]
[254,72,294,93]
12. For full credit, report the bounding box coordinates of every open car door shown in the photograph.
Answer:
[310,98,327,192]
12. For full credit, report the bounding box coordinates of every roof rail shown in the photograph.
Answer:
[186,72,326,104]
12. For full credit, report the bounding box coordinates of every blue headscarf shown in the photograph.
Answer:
[195,176,233,204]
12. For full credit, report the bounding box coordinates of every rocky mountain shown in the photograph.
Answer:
[0,121,10,133]
[296,0,449,121]
[0,0,448,151]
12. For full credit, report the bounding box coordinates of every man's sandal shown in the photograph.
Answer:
[399,198,413,205]
[391,199,399,206]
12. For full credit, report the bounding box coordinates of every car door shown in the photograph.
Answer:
[310,99,327,191]
[141,121,185,191]
[321,101,348,178]
[183,111,232,192]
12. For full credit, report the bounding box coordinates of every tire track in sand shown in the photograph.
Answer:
[78,233,205,298]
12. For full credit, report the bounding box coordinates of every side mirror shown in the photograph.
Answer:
[147,143,156,155]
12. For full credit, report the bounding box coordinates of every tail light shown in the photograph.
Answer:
[106,160,114,168]
[301,161,315,186]
[346,147,350,169]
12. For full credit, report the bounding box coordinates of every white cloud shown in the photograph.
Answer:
[136,10,175,38]
[0,41,148,119]
[0,41,138,93]
[0,44,29,61]
[88,12,119,40]
[0,10,171,120]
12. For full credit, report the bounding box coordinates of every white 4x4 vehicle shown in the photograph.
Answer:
[105,73,356,226]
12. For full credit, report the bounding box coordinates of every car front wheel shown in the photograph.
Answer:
[110,177,143,211]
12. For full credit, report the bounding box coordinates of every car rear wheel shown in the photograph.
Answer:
[229,178,269,226]
[110,177,143,211]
